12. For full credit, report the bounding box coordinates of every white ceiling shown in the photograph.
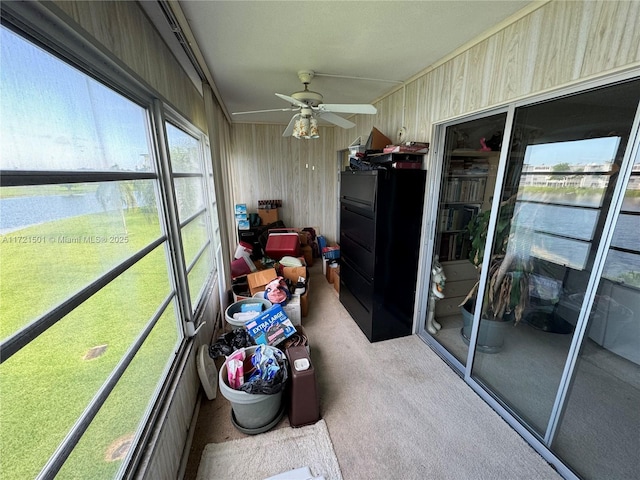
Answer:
[173,1,535,127]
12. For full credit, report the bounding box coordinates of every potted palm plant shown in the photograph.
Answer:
[459,196,531,352]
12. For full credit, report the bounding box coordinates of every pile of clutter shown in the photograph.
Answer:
[225,344,287,395]
[348,127,428,171]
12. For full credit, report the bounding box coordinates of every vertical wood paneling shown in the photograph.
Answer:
[532,1,578,92]
[53,0,206,131]
[449,51,468,117]
[414,74,433,141]
[230,124,337,238]
[582,1,640,76]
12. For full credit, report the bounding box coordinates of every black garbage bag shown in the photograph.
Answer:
[238,345,288,395]
[209,328,254,359]
[239,367,287,394]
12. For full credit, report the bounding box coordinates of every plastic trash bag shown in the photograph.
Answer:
[209,328,254,359]
[239,345,288,395]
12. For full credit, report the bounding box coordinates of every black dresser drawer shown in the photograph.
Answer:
[340,170,377,210]
[340,258,373,312]
[340,234,374,279]
[340,206,374,251]
[339,279,373,340]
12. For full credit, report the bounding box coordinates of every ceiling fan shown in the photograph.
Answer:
[232,70,377,137]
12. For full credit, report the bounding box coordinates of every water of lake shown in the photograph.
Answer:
[0,193,105,234]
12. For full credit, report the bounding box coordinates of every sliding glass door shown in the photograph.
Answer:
[549,145,640,480]
[419,75,640,479]
[423,113,507,366]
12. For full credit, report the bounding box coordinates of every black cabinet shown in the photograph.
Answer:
[339,168,426,342]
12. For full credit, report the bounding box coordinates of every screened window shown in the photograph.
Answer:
[0,24,218,479]
[166,123,217,310]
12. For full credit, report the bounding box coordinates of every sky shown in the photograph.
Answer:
[0,26,150,172]
[524,137,621,167]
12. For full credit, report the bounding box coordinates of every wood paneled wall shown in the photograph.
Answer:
[227,1,639,244]
[230,124,337,238]
[53,0,207,131]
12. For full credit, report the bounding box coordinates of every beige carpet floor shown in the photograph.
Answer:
[184,261,561,480]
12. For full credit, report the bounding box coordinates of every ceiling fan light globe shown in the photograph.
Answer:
[292,117,303,138]
[298,117,310,138]
[309,117,319,139]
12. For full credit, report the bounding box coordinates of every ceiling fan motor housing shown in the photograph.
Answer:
[291,89,323,107]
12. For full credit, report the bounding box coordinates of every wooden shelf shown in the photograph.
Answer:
[450,149,500,157]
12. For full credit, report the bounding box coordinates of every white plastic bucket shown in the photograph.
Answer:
[218,345,285,431]
[225,298,272,328]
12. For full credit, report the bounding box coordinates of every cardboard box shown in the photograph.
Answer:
[258,208,279,225]
[282,264,309,318]
[365,127,392,151]
[245,304,296,346]
[235,203,247,214]
[247,268,278,295]
[333,266,341,293]
[326,262,339,284]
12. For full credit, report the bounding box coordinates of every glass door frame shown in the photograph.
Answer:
[414,105,511,373]
[414,68,640,480]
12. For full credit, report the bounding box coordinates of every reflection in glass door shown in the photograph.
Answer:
[550,149,640,479]
[471,75,640,466]
[424,113,506,366]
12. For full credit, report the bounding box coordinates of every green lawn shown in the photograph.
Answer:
[0,209,184,479]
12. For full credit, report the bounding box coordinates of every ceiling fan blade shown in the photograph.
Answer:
[316,111,356,129]
[282,114,299,137]
[317,104,377,114]
[275,93,308,108]
[232,107,297,115]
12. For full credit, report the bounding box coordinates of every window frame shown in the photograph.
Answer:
[0,7,220,478]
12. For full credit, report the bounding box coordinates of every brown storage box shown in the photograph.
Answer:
[247,268,278,295]
[258,208,279,225]
[326,263,339,284]
[282,264,309,317]
[333,267,340,293]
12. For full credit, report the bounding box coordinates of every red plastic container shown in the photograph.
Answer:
[265,232,300,260]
